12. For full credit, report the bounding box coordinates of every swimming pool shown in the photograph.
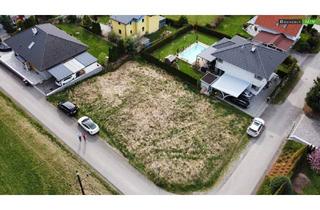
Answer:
[178,42,208,64]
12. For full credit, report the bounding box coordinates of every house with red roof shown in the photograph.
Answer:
[248,15,304,51]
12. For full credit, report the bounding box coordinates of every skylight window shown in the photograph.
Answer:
[28,41,35,49]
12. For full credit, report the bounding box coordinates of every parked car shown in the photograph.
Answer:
[225,96,250,109]
[247,118,265,137]
[240,90,254,100]
[78,116,100,135]
[58,101,78,116]
[238,94,250,103]
[55,74,76,87]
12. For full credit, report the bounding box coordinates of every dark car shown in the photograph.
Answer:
[238,94,250,103]
[225,96,250,109]
[0,43,12,52]
[58,101,78,116]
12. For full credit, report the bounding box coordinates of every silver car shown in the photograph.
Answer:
[78,116,100,135]
[247,117,265,137]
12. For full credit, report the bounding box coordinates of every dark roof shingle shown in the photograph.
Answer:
[200,36,288,79]
[5,23,87,71]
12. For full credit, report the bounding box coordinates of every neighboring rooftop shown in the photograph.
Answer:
[5,23,88,71]
[290,114,320,148]
[199,35,288,79]
[255,15,304,37]
[253,31,294,51]
[110,15,144,25]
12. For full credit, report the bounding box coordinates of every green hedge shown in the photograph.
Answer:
[141,52,198,87]
[194,24,231,39]
[144,24,193,53]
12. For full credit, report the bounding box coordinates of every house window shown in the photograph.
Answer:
[252,85,259,91]
[118,22,121,25]
[142,27,145,32]
[130,30,132,34]
[130,21,132,25]
[142,18,144,23]
[118,29,122,34]
[254,75,263,80]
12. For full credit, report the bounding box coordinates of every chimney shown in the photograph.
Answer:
[31,27,38,36]
[251,45,256,53]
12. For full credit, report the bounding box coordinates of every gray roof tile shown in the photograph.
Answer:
[110,15,143,25]
[5,23,87,71]
[199,35,288,79]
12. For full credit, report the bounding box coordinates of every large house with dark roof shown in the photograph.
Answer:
[248,15,304,51]
[110,15,163,39]
[2,23,102,95]
[197,35,288,97]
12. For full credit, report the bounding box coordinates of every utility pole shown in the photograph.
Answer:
[76,170,85,195]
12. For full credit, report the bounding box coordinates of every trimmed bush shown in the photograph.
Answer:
[195,24,231,39]
[305,77,320,113]
[270,176,294,195]
[294,27,320,53]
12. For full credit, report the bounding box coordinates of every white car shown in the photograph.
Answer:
[55,74,76,86]
[247,117,265,137]
[78,116,100,135]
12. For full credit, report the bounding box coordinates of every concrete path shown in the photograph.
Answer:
[0,63,169,195]
[209,51,320,194]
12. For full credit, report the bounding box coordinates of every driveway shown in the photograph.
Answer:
[0,64,169,195]
[209,51,320,194]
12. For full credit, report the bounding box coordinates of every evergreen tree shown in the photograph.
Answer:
[0,15,15,33]
[82,15,92,29]
[306,77,320,112]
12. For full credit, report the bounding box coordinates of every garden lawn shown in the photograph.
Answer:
[49,61,251,193]
[56,23,112,58]
[0,92,114,195]
[176,60,203,80]
[216,15,252,38]
[146,25,177,42]
[152,30,219,60]
[152,30,218,80]
[166,15,218,26]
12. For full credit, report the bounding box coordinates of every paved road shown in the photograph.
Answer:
[0,63,169,195]
[209,51,320,194]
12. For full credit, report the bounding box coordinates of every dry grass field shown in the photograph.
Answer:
[49,61,251,192]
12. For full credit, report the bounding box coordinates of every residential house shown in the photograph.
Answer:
[2,23,102,95]
[197,35,288,98]
[110,15,162,39]
[249,15,304,51]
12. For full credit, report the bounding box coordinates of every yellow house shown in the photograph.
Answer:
[110,15,161,39]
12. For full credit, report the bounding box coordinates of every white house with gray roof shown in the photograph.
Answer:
[1,23,102,95]
[198,35,288,97]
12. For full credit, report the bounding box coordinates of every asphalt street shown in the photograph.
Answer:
[0,63,169,195]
